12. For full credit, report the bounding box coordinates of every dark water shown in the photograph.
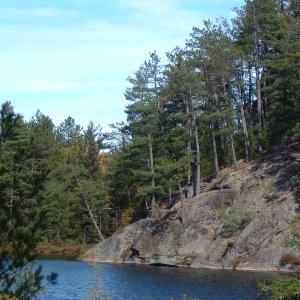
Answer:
[39,259,279,300]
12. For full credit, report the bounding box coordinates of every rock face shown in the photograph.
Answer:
[84,150,300,271]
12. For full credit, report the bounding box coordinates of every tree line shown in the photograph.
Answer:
[0,0,299,297]
[0,101,116,297]
[109,0,300,223]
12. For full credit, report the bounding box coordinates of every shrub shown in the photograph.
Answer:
[231,256,241,271]
[266,186,280,202]
[280,253,300,266]
[259,269,300,300]
[120,208,135,226]
[221,211,252,236]
[260,214,300,299]
[291,123,300,142]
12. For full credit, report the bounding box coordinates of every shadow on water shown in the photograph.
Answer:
[39,259,281,300]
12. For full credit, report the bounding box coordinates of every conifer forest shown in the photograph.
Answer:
[0,0,300,298]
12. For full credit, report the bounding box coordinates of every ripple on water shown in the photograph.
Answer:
[39,260,279,300]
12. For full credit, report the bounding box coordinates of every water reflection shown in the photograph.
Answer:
[40,260,279,300]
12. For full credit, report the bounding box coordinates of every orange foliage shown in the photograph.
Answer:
[98,153,110,174]
[61,146,78,163]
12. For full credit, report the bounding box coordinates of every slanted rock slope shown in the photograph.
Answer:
[84,147,300,271]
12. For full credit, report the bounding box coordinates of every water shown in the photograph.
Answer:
[39,259,279,300]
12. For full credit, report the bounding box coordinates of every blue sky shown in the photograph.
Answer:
[0,0,244,131]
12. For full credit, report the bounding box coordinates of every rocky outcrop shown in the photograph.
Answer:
[84,149,300,271]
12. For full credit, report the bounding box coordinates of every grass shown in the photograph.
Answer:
[36,242,93,259]
[0,242,93,259]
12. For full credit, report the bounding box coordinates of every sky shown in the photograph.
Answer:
[0,0,244,131]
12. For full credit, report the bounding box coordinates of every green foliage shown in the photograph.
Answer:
[221,211,252,235]
[266,186,280,202]
[0,102,58,299]
[291,123,300,142]
[0,103,118,296]
[0,0,299,296]
[259,269,300,300]
[284,214,300,249]
[105,0,300,226]
[260,214,300,298]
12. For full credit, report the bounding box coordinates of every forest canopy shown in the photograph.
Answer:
[0,0,300,297]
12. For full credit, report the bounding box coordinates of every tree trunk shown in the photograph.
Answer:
[145,198,149,211]
[238,69,251,161]
[210,76,220,174]
[254,9,263,153]
[148,133,156,217]
[83,225,89,243]
[178,181,184,200]
[255,63,263,153]
[211,87,220,174]
[74,174,105,242]
[168,186,172,205]
[280,0,284,11]
[240,100,250,161]
[230,134,237,165]
[248,64,253,107]
[127,189,131,206]
[178,181,185,225]
[211,123,219,174]
[185,99,193,186]
[56,226,60,242]
[223,78,237,166]
[193,113,201,196]
[262,76,268,128]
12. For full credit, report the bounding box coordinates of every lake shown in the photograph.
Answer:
[39,259,279,300]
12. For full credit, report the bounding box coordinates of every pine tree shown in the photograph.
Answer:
[188,19,238,172]
[125,52,164,216]
[162,47,201,196]
[265,0,300,145]
[0,102,50,299]
[44,119,110,243]
[234,0,285,151]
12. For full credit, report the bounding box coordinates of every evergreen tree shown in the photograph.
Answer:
[162,47,201,196]
[0,102,49,299]
[234,0,285,151]
[44,119,110,243]
[125,51,164,216]
[188,19,238,172]
[265,0,300,145]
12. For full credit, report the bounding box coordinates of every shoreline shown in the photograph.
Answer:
[82,257,294,273]
[36,242,95,260]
